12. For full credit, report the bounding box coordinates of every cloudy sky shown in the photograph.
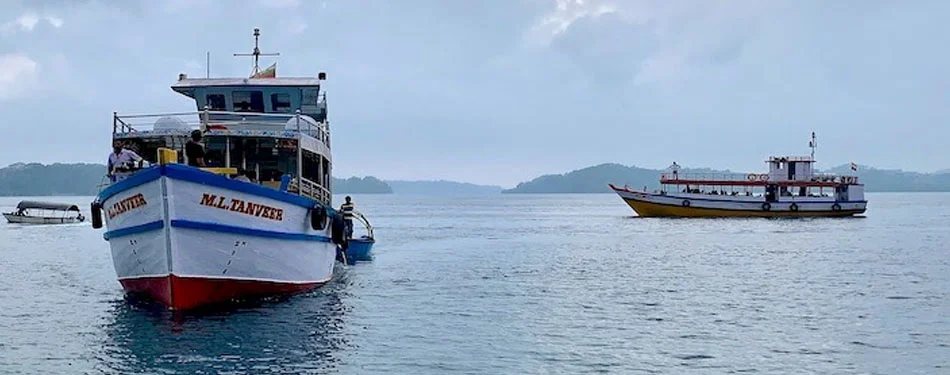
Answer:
[1,0,947,186]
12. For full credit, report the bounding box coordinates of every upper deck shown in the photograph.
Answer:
[106,28,335,204]
[171,74,328,123]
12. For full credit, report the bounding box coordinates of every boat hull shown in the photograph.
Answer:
[345,237,374,263]
[98,164,336,310]
[4,214,82,224]
[612,187,866,218]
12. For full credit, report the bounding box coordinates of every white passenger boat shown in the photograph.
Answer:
[3,201,85,224]
[90,29,348,310]
[610,133,868,217]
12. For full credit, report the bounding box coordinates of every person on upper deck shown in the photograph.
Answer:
[186,130,206,167]
[108,140,143,182]
[340,196,355,239]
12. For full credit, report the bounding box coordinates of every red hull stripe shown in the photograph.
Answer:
[119,274,325,310]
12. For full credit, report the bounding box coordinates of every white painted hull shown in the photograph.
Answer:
[612,187,867,217]
[98,165,337,310]
[3,214,82,224]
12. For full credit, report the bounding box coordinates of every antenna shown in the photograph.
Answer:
[206,51,210,78]
[809,132,817,160]
[233,28,279,77]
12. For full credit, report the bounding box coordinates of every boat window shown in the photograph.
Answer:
[271,93,292,113]
[302,88,319,105]
[206,94,227,111]
[204,136,228,167]
[233,91,265,112]
[241,138,297,182]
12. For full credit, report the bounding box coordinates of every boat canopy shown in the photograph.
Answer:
[16,201,80,211]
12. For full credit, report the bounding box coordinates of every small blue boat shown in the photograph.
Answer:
[344,211,375,264]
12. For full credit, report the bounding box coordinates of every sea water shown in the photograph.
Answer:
[0,193,947,374]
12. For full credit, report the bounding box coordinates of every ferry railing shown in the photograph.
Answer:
[112,109,331,149]
[660,172,757,182]
[289,177,332,205]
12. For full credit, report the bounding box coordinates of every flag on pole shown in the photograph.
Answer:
[251,62,276,78]
[850,162,858,171]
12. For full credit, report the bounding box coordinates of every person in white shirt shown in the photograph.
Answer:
[108,140,143,182]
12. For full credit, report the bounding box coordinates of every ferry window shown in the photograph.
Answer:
[206,94,226,111]
[302,88,319,105]
[271,93,292,113]
[233,91,264,112]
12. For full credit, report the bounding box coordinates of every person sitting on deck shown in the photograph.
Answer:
[340,196,355,239]
[185,130,206,167]
[108,140,143,182]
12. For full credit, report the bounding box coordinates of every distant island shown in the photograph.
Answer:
[331,176,393,194]
[3,162,949,196]
[386,180,503,195]
[504,163,950,193]
[0,163,497,196]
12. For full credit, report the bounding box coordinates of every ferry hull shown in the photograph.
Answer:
[98,164,337,310]
[119,275,326,310]
[621,197,864,218]
[612,187,866,218]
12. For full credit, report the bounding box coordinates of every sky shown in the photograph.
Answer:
[0,0,948,187]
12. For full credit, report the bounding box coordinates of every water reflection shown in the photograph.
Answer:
[94,270,352,375]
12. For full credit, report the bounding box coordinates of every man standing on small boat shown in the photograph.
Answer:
[340,196,355,239]
[108,140,143,182]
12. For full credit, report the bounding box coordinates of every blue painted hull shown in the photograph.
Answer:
[346,238,374,263]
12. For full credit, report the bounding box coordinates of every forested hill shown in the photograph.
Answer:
[0,163,105,196]
[0,163,396,195]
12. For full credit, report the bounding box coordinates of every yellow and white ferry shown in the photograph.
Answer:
[610,134,867,217]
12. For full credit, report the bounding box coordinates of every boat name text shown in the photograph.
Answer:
[108,193,148,219]
[199,193,283,221]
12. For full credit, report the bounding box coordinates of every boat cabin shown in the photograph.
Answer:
[171,75,328,122]
[111,73,333,204]
[658,154,864,204]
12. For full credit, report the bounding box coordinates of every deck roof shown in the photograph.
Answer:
[17,201,80,211]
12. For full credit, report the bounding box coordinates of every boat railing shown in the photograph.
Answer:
[113,109,331,148]
[768,156,814,162]
[810,173,859,184]
[660,172,758,183]
[352,210,374,239]
[289,177,332,205]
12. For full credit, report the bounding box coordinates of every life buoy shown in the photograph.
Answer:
[789,203,799,212]
[759,174,770,181]
[310,205,328,230]
[747,173,757,181]
[762,202,771,211]
[682,199,691,207]
[90,202,103,229]
[831,203,842,212]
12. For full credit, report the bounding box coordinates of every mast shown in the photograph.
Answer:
[233,28,279,77]
[809,132,817,160]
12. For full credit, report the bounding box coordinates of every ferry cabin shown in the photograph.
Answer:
[611,154,867,217]
[112,74,332,204]
[657,156,865,205]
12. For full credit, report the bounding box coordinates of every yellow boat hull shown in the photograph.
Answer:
[622,198,864,218]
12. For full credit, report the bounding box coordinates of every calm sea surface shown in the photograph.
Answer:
[0,193,947,374]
